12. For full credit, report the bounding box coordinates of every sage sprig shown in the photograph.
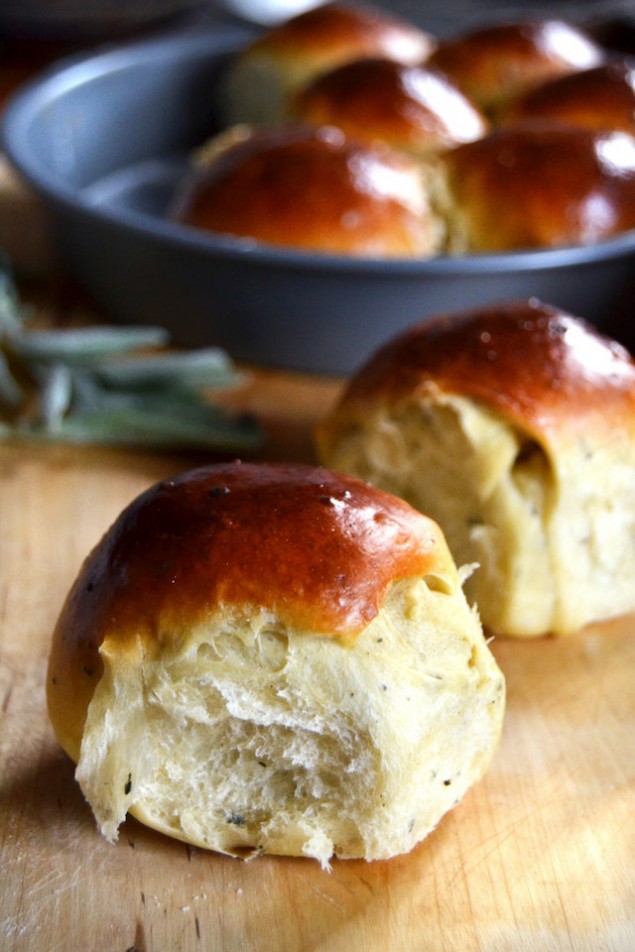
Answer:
[0,270,263,453]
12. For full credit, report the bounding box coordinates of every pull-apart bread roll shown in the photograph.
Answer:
[175,125,443,257]
[291,57,488,160]
[427,20,603,118]
[316,300,635,637]
[438,122,635,253]
[499,62,635,135]
[47,462,504,866]
[222,1,435,126]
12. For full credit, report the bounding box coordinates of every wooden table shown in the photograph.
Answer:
[1,358,634,951]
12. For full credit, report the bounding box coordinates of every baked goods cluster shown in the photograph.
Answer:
[46,297,635,866]
[44,3,635,871]
[173,1,635,257]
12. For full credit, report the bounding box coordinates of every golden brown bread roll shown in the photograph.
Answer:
[291,57,488,159]
[221,0,435,126]
[47,461,505,866]
[499,62,635,135]
[175,124,443,257]
[427,20,603,117]
[316,299,635,637]
[437,122,635,252]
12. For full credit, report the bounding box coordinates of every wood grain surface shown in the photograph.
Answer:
[1,369,634,952]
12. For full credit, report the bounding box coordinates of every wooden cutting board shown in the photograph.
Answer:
[1,367,634,952]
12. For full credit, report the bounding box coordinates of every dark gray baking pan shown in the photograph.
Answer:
[3,24,635,375]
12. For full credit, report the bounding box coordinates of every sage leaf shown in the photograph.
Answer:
[8,325,170,367]
[96,348,242,390]
[0,351,22,406]
[37,364,73,430]
[20,404,262,452]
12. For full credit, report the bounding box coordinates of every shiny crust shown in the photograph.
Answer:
[440,122,635,251]
[176,126,437,257]
[291,58,488,156]
[428,20,603,113]
[499,62,635,134]
[318,299,635,440]
[243,1,435,75]
[47,462,452,749]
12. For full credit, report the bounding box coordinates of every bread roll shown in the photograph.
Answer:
[291,57,488,159]
[499,62,635,135]
[46,462,505,866]
[427,20,603,117]
[221,1,435,126]
[437,122,635,252]
[174,125,443,258]
[316,300,635,637]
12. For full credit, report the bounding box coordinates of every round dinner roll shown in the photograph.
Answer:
[221,0,435,126]
[427,20,603,117]
[174,125,443,258]
[291,57,488,160]
[46,462,505,867]
[437,122,635,253]
[499,62,635,135]
[316,299,635,637]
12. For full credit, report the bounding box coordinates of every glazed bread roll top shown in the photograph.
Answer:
[48,462,451,760]
[427,20,603,117]
[439,122,635,252]
[499,62,635,135]
[318,300,635,433]
[316,299,635,636]
[175,125,443,257]
[291,57,488,159]
[47,461,504,865]
[221,0,435,125]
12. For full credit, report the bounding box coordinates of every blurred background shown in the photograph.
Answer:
[0,0,634,40]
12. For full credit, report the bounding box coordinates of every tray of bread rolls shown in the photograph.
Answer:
[3,0,635,373]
